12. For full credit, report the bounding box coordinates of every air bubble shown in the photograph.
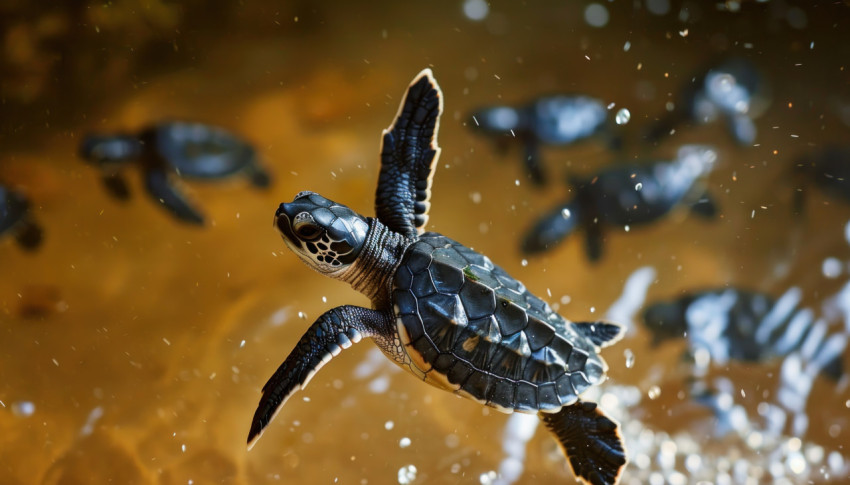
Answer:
[624,348,635,368]
[615,108,631,125]
[648,385,661,400]
[397,464,418,484]
[561,208,571,219]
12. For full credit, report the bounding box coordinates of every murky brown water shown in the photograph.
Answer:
[2,2,849,484]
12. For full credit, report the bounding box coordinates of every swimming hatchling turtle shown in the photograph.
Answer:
[646,57,770,146]
[522,145,718,261]
[1,184,43,251]
[80,121,270,224]
[470,95,619,185]
[247,70,628,485]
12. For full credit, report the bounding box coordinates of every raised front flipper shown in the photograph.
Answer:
[247,305,393,449]
[143,168,205,225]
[521,199,582,255]
[375,69,443,238]
[540,401,627,485]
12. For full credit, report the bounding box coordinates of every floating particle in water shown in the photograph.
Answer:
[623,41,631,52]
[615,108,631,125]
[561,207,571,219]
[635,182,643,191]
[11,401,35,417]
[478,471,498,484]
[397,464,417,484]
[297,311,306,320]
[560,295,571,305]
[823,257,843,278]
[521,259,528,267]
[648,386,661,400]
[384,420,394,430]
[469,192,482,204]
[399,437,411,448]
[583,3,609,28]
[624,348,635,368]
[462,0,489,21]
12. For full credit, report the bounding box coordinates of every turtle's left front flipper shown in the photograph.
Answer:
[375,69,443,238]
[540,401,627,485]
[247,305,392,449]
[144,168,205,225]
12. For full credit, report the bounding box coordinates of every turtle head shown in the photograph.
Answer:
[274,191,370,276]
[469,106,521,135]
[79,134,143,167]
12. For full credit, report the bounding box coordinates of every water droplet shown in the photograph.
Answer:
[648,385,661,400]
[624,349,635,368]
[561,208,571,219]
[479,471,498,485]
[399,437,411,448]
[397,464,418,484]
[615,108,631,125]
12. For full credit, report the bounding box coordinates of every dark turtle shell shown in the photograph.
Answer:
[392,233,607,413]
[149,121,258,179]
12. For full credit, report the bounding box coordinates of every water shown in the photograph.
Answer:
[1,2,849,484]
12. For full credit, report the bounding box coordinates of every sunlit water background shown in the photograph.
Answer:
[1,1,849,484]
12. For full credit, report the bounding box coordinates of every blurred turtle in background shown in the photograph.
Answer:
[521,145,718,262]
[469,95,620,185]
[80,121,270,225]
[646,57,770,146]
[792,145,850,213]
[0,185,43,251]
[642,287,846,381]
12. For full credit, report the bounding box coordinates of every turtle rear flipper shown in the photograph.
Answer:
[689,191,718,218]
[144,169,205,225]
[375,68,443,238]
[572,321,625,349]
[540,401,626,485]
[101,173,132,200]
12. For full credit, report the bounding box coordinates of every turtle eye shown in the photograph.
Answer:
[294,221,322,241]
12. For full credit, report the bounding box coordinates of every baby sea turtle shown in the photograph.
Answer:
[643,287,846,380]
[0,185,43,251]
[470,95,618,185]
[522,145,718,261]
[248,70,628,485]
[792,145,850,212]
[647,57,769,146]
[80,121,270,224]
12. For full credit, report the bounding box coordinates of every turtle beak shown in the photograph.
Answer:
[273,203,297,243]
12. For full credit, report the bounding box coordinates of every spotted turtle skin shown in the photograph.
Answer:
[393,233,604,412]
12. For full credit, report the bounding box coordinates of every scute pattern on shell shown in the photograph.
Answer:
[393,233,607,413]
